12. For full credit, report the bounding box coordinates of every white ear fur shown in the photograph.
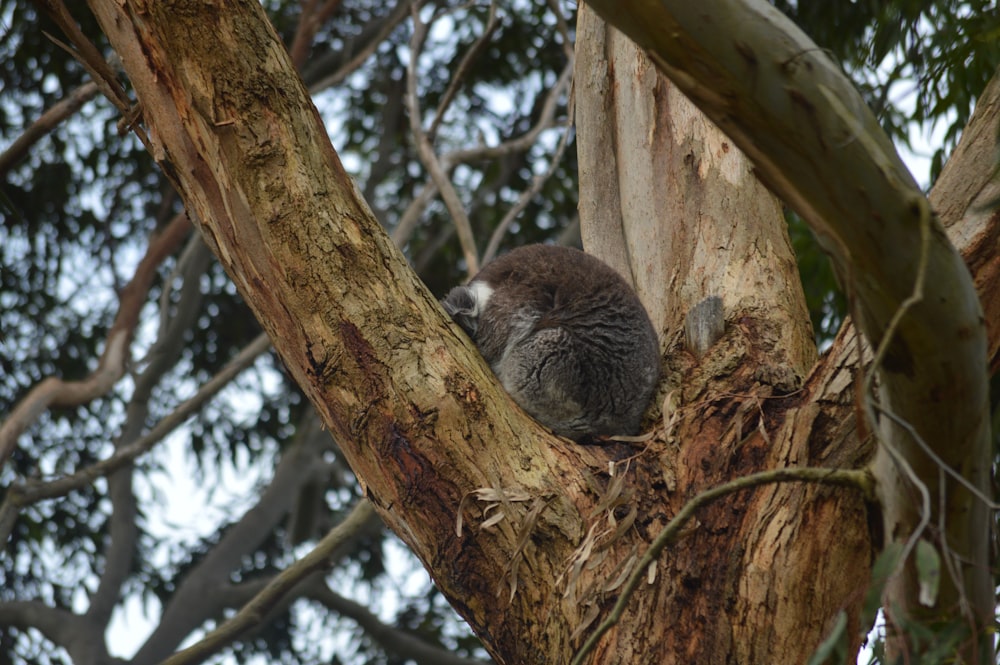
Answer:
[466,280,494,316]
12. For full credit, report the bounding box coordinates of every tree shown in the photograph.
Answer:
[1,0,996,664]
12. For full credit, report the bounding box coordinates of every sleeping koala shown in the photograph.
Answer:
[442,244,660,441]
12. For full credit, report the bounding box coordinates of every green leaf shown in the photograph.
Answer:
[807,610,848,665]
[915,538,941,607]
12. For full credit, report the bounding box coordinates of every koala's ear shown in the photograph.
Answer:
[441,286,479,336]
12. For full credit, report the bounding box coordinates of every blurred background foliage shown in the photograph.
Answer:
[0,0,997,663]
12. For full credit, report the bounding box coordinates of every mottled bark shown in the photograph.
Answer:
[574,10,870,661]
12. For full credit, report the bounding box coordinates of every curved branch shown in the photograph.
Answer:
[426,1,499,142]
[131,383,338,663]
[0,213,191,468]
[580,0,992,656]
[0,333,271,545]
[287,0,342,70]
[0,80,99,178]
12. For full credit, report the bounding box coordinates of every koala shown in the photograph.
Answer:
[442,244,660,441]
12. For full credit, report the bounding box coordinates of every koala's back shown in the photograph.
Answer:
[442,244,660,440]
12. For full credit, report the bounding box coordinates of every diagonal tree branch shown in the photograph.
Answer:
[304,0,413,93]
[158,499,377,665]
[0,80,99,178]
[131,389,341,664]
[306,581,493,665]
[0,333,271,544]
[287,0,342,70]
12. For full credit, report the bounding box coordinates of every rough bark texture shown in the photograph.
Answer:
[84,0,994,663]
[576,10,815,383]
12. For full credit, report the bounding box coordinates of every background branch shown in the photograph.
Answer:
[159,500,377,665]
[0,213,191,468]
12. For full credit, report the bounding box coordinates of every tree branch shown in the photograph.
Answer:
[304,0,412,93]
[88,229,215,627]
[0,212,191,468]
[426,1,499,142]
[0,80,99,178]
[0,333,271,545]
[287,0,342,70]
[307,582,493,665]
[481,61,574,264]
[158,500,377,665]
[406,6,480,276]
[131,386,340,663]
[580,0,992,657]
[0,601,114,664]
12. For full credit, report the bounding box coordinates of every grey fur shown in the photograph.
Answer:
[442,245,660,441]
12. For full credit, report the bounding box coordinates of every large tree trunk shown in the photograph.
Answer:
[577,2,993,660]
[575,8,872,662]
[85,0,994,663]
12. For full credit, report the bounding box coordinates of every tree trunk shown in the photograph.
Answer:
[574,8,872,662]
[84,0,994,663]
[579,2,994,661]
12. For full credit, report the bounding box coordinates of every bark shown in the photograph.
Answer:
[82,0,993,663]
[575,8,871,662]
[579,1,993,661]
[86,2,618,662]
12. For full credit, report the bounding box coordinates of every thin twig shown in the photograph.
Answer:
[482,62,574,264]
[859,198,934,577]
[390,179,440,248]
[443,57,573,167]
[0,80,99,177]
[307,0,412,93]
[862,196,931,401]
[427,1,500,141]
[874,405,999,511]
[392,48,574,252]
[545,0,575,61]
[570,467,874,665]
